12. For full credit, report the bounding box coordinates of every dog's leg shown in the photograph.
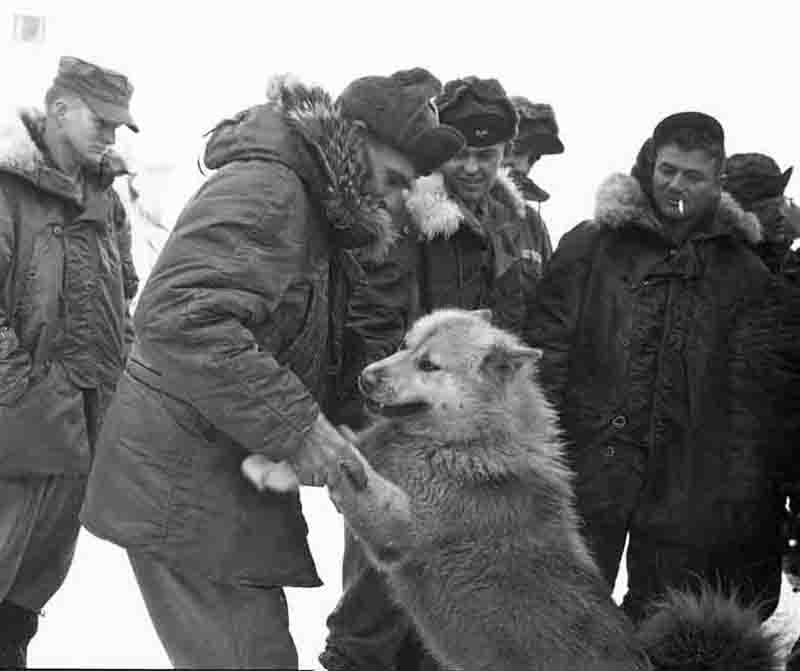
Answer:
[328,447,414,567]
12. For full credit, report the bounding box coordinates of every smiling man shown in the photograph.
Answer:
[320,76,544,671]
[524,111,800,626]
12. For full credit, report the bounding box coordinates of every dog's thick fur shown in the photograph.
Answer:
[327,309,784,671]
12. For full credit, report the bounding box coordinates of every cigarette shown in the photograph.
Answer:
[678,199,685,216]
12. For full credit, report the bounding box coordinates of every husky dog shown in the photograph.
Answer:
[325,308,783,671]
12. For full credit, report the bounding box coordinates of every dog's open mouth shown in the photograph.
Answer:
[364,397,430,418]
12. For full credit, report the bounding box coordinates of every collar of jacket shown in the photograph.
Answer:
[510,171,550,203]
[0,108,129,207]
[592,172,762,245]
[271,75,397,262]
[403,167,526,241]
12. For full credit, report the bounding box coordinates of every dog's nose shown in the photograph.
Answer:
[358,368,380,396]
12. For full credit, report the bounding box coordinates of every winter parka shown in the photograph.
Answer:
[80,79,401,587]
[0,108,137,475]
[524,172,800,619]
[404,170,546,334]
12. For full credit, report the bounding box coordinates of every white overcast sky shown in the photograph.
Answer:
[4,0,799,243]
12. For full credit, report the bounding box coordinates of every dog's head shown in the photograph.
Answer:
[359,309,543,430]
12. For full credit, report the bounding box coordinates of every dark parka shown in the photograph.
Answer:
[329,169,547,430]
[524,172,800,619]
[404,169,546,332]
[80,79,402,587]
[0,109,137,475]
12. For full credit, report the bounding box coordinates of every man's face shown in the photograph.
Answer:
[362,137,417,216]
[751,196,795,245]
[651,144,721,222]
[503,151,539,176]
[440,143,506,205]
[57,97,120,169]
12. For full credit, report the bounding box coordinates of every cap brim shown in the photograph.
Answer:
[85,96,140,133]
[408,125,465,175]
[524,132,564,155]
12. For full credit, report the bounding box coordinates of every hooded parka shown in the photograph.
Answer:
[80,80,402,587]
[0,109,136,475]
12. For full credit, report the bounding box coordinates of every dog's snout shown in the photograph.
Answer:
[359,367,381,396]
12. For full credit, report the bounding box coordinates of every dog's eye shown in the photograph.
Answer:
[418,357,440,372]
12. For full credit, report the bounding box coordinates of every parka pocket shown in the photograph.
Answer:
[0,360,89,475]
[13,223,66,362]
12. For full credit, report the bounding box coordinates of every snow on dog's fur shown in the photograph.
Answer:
[326,308,784,671]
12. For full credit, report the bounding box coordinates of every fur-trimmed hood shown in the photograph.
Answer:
[593,172,762,245]
[202,75,396,261]
[0,107,129,205]
[404,168,527,240]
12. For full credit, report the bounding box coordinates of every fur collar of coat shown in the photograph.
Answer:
[592,172,762,245]
[0,107,128,205]
[403,168,527,240]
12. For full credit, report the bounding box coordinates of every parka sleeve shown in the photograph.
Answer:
[523,221,597,408]
[133,162,320,460]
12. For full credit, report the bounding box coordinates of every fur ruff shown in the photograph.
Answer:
[265,74,397,261]
[593,172,763,244]
[404,167,526,240]
[0,107,129,204]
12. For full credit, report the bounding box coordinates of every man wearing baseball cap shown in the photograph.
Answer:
[81,68,464,668]
[0,56,138,667]
[525,110,800,628]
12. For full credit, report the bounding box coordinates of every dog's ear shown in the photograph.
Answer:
[470,308,493,323]
[481,343,542,383]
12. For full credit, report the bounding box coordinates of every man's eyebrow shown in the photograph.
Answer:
[386,168,413,189]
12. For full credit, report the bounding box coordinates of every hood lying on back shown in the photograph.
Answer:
[202,74,397,261]
[593,172,762,245]
[0,108,130,205]
[404,168,527,240]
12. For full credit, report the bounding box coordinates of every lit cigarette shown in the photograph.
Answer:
[677,199,685,215]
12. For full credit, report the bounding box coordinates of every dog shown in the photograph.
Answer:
[323,308,783,671]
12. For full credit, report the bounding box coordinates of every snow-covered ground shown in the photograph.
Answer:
[27,484,800,668]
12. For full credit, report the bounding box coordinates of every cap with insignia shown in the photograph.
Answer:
[435,76,517,148]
